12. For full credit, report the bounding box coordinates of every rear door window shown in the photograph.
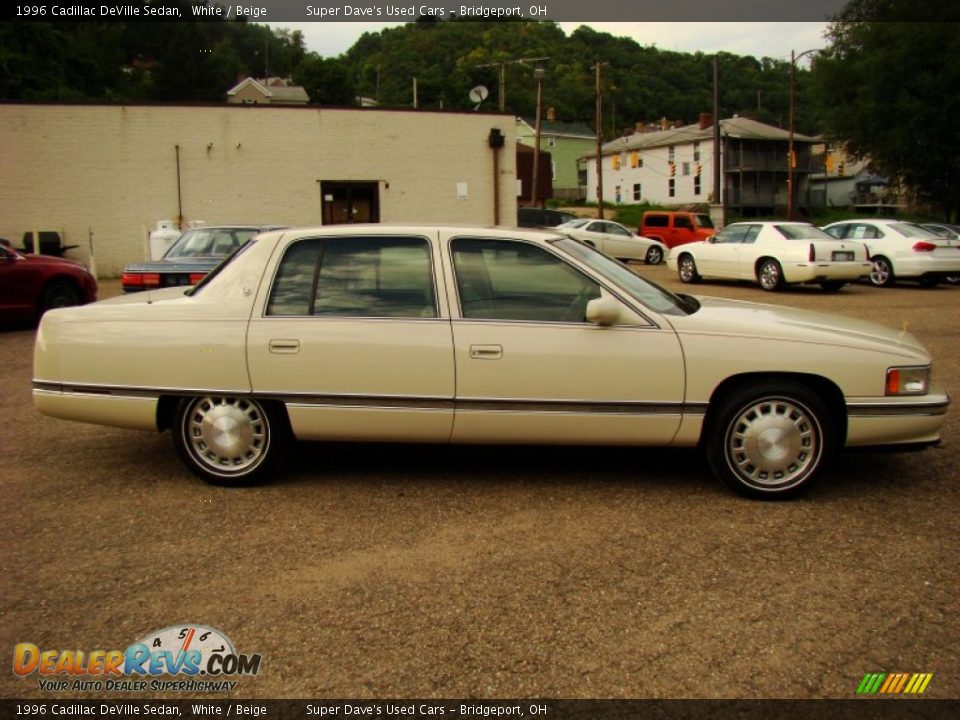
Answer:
[267,236,436,318]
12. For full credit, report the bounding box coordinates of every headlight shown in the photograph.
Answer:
[886,366,931,396]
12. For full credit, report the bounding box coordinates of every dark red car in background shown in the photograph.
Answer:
[0,243,98,323]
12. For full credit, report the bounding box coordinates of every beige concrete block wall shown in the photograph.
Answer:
[0,104,517,276]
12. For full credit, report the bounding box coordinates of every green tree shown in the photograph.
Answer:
[813,1,960,217]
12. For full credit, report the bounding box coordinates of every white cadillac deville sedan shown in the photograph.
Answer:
[667,221,873,291]
[33,226,949,498]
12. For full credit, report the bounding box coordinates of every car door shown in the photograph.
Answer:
[597,221,644,260]
[0,247,38,316]
[246,232,455,442]
[734,224,764,279]
[696,224,749,278]
[443,233,685,445]
[583,221,611,254]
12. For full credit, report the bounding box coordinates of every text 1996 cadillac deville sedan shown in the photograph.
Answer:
[34,226,949,497]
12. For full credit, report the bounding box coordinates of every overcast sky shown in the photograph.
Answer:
[264,22,832,62]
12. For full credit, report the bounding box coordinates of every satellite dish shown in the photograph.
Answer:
[469,85,489,109]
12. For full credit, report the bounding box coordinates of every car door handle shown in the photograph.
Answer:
[269,339,300,354]
[469,344,503,360]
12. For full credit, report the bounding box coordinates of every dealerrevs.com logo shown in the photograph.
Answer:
[13,624,262,692]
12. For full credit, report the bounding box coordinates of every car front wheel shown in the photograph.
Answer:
[173,396,281,485]
[677,254,700,283]
[39,279,82,315]
[869,256,895,287]
[706,381,833,498]
[645,245,664,265]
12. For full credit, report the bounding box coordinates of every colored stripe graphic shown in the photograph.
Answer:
[857,673,932,695]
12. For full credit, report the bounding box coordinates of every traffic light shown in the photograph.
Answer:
[669,161,676,177]
[695,163,702,177]
[838,161,845,177]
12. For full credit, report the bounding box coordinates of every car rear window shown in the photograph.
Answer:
[774,224,835,240]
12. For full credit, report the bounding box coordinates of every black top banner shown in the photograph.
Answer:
[8,0,852,23]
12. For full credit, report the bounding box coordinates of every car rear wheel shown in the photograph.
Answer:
[645,245,664,265]
[918,276,940,288]
[706,381,833,499]
[39,279,82,315]
[173,396,282,485]
[757,259,784,291]
[677,254,700,283]
[869,256,895,287]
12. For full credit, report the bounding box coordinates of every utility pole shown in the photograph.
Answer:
[712,55,722,226]
[475,56,550,113]
[530,66,546,208]
[593,61,608,219]
[788,49,818,220]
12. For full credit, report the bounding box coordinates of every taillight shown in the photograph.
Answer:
[122,272,143,287]
[912,241,937,252]
[809,243,815,262]
[189,273,206,284]
[142,273,161,287]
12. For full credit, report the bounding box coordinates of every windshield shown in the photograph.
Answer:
[775,224,836,240]
[693,214,714,228]
[557,219,590,229]
[165,228,260,260]
[552,237,696,316]
[891,223,942,239]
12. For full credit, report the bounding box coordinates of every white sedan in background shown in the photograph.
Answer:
[822,219,960,287]
[557,219,667,264]
[668,221,872,291]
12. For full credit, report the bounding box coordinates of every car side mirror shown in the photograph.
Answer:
[586,297,620,327]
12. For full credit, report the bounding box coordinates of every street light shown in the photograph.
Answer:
[788,48,819,221]
[530,66,546,208]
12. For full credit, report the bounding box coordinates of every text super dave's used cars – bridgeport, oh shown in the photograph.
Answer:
[33,226,949,498]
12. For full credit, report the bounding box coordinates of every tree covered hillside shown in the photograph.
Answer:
[0,14,817,135]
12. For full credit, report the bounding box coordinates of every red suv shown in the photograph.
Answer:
[640,211,715,249]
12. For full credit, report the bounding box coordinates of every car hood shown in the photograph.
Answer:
[20,253,88,271]
[669,295,929,360]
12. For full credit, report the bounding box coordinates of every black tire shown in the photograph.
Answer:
[757,259,784,291]
[705,381,835,499]
[173,396,284,486]
[645,245,664,265]
[918,276,940,289]
[868,256,895,287]
[677,254,700,283]
[39,279,82,315]
[946,274,960,285]
[819,281,846,292]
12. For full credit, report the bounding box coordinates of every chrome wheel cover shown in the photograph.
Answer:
[759,261,780,290]
[725,397,821,491]
[678,256,695,281]
[647,246,663,264]
[870,259,891,286]
[183,397,269,476]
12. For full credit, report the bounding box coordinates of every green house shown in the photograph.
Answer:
[516,116,595,201]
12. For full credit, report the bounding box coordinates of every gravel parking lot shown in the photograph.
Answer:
[2,268,957,700]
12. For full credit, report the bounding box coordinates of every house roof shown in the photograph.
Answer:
[518,117,595,139]
[226,77,310,104]
[592,116,818,157]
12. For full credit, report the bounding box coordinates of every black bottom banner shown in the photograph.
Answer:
[3,699,960,720]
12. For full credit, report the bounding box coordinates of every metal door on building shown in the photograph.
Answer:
[321,181,380,225]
